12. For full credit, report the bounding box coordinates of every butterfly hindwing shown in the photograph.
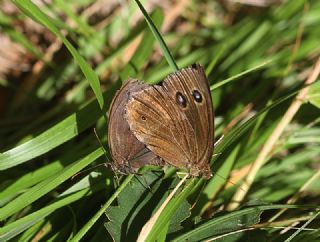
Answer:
[108,79,162,173]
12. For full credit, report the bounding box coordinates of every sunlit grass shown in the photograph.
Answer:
[0,0,319,241]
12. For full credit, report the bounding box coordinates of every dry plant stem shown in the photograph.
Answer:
[283,210,320,242]
[254,214,314,229]
[137,174,189,242]
[269,169,320,222]
[207,228,255,241]
[227,57,320,211]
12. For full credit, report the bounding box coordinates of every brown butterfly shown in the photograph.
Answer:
[125,64,214,179]
[108,79,163,174]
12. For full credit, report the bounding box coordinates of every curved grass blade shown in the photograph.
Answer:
[210,59,274,91]
[172,204,313,241]
[0,148,103,220]
[0,84,117,170]
[0,104,96,170]
[13,0,104,110]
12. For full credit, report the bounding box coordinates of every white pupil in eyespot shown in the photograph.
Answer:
[192,90,202,102]
[176,92,187,107]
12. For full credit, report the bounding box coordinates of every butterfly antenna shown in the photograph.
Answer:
[213,172,246,192]
[71,129,114,180]
[93,128,125,188]
[93,128,110,162]
[212,135,246,192]
[71,163,107,180]
[190,179,207,210]
[190,173,246,210]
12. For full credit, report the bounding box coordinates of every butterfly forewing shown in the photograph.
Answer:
[126,64,214,178]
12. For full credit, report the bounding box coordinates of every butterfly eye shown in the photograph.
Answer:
[176,92,187,108]
[141,115,146,121]
[192,90,202,103]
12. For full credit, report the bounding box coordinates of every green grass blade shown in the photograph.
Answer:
[0,187,92,241]
[210,59,274,91]
[70,175,134,242]
[144,178,197,242]
[134,0,178,72]
[172,205,313,241]
[0,148,103,220]
[0,101,99,170]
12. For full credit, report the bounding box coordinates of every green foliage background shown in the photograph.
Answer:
[0,0,319,241]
